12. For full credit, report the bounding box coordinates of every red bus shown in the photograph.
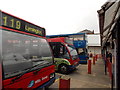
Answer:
[0,11,55,89]
[47,37,80,74]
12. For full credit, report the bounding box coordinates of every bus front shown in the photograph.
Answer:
[65,44,80,70]
[74,40,88,64]
[69,34,88,64]
[1,11,55,89]
[48,37,79,74]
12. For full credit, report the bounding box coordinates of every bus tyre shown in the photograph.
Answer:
[59,64,69,74]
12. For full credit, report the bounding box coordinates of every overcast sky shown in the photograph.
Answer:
[1,0,107,35]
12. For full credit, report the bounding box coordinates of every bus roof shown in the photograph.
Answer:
[47,37,65,43]
[46,33,86,38]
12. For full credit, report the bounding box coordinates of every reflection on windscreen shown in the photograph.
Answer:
[77,48,87,55]
[67,45,77,56]
[67,45,78,60]
[2,30,53,79]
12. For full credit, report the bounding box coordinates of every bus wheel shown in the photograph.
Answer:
[59,64,68,74]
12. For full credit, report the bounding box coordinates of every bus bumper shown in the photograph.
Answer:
[79,55,88,64]
[79,60,87,64]
[36,77,56,89]
[68,63,79,71]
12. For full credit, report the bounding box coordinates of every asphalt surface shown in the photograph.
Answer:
[49,58,111,89]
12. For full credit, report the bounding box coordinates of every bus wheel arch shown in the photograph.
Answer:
[58,64,69,74]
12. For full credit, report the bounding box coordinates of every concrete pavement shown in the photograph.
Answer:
[49,58,111,89]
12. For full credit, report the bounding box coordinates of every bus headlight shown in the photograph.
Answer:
[50,73,55,79]
[74,62,78,65]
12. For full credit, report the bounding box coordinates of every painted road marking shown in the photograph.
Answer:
[55,73,66,82]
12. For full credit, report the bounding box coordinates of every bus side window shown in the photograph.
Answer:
[77,48,85,55]
[61,45,70,59]
[60,45,64,55]
[52,45,60,58]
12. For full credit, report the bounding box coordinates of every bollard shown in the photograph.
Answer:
[95,55,97,61]
[59,78,70,90]
[97,54,99,59]
[88,60,91,74]
[93,56,95,65]
[107,61,112,79]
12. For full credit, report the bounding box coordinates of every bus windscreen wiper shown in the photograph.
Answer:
[11,63,41,82]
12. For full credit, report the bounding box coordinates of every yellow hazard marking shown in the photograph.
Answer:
[55,74,66,82]
[55,78,59,82]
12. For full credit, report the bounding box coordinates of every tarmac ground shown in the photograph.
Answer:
[49,58,111,89]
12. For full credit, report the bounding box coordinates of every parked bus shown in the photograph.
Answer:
[0,11,2,89]
[0,11,55,89]
[47,37,79,74]
[47,33,88,64]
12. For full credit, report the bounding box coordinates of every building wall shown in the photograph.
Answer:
[88,46,101,55]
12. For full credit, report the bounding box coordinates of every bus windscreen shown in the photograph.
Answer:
[2,30,53,79]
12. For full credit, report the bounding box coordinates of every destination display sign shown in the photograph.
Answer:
[1,11,45,37]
